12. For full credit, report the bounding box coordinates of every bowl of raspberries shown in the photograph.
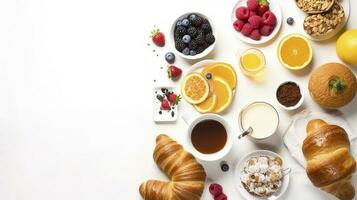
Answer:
[171,12,216,59]
[232,0,282,44]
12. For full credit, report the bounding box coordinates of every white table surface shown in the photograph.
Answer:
[0,0,356,200]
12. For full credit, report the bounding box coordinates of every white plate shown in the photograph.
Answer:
[153,86,178,122]
[231,0,282,45]
[234,150,290,200]
[170,12,216,60]
[295,0,350,41]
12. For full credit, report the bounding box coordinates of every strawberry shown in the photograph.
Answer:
[168,93,181,105]
[257,0,270,16]
[151,29,165,47]
[161,99,171,110]
[167,65,182,80]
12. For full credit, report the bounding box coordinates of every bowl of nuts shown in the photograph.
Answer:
[294,0,350,41]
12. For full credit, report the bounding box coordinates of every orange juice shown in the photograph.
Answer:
[239,48,265,76]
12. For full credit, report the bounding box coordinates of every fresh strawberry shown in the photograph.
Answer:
[161,99,170,110]
[257,0,270,16]
[168,93,181,105]
[151,29,165,47]
[167,65,182,80]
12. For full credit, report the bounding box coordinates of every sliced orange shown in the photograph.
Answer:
[211,78,233,113]
[194,94,217,113]
[181,72,209,105]
[201,62,237,90]
[278,34,312,70]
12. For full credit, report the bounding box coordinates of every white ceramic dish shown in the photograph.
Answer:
[170,12,216,60]
[275,81,304,111]
[153,86,178,122]
[231,0,282,45]
[295,0,350,41]
[234,150,290,200]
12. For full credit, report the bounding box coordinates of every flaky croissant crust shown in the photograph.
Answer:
[139,134,206,200]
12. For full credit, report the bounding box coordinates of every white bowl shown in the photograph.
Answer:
[275,81,304,111]
[231,0,282,45]
[170,12,216,60]
[234,150,290,200]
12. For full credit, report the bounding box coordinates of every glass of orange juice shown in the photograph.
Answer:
[239,48,266,76]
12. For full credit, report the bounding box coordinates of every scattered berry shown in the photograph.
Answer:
[215,193,227,200]
[182,47,190,55]
[161,88,168,94]
[205,73,212,79]
[168,93,181,105]
[161,99,170,110]
[209,183,223,197]
[236,7,250,21]
[151,29,165,47]
[247,0,259,11]
[257,0,270,16]
[248,15,262,29]
[287,17,294,25]
[167,65,182,80]
[165,52,175,64]
[182,35,191,43]
[260,25,273,36]
[190,50,197,56]
[241,23,254,36]
[156,94,164,102]
[205,33,215,44]
[262,11,277,26]
[181,19,190,27]
[233,19,245,32]
[250,29,261,40]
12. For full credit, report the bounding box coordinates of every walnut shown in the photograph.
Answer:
[295,0,334,14]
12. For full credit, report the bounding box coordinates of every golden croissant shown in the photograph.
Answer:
[139,134,206,200]
[303,119,356,200]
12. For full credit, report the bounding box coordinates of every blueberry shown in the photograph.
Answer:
[181,19,190,27]
[220,161,229,172]
[176,20,182,27]
[205,73,212,79]
[165,52,175,64]
[287,17,294,25]
[182,35,191,44]
[182,47,190,55]
[189,50,197,56]
[188,14,197,22]
[156,94,164,101]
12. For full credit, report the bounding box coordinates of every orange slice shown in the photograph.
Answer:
[201,62,237,90]
[181,72,209,105]
[211,77,233,113]
[278,34,312,70]
[194,94,217,113]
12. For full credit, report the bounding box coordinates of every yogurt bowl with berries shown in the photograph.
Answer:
[170,12,216,60]
[231,0,282,45]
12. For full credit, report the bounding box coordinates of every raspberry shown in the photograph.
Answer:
[250,29,261,40]
[209,183,223,197]
[214,193,227,200]
[249,10,257,17]
[247,0,258,11]
[235,7,250,21]
[260,25,274,36]
[233,19,245,32]
[262,11,277,26]
[248,15,262,29]
[241,23,254,36]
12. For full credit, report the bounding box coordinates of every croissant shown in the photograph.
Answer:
[139,134,206,200]
[303,119,356,200]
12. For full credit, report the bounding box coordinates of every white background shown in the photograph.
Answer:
[0,0,356,200]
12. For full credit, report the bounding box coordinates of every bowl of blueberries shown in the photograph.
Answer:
[170,12,216,60]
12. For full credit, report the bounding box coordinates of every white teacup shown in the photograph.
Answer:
[182,113,234,162]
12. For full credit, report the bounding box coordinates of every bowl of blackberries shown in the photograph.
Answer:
[171,12,216,59]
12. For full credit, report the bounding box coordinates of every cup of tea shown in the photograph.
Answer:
[182,113,233,162]
[238,101,280,142]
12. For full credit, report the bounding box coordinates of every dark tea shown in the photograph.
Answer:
[191,120,227,154]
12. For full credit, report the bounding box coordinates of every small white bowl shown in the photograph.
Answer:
[276,81,304,111]
[231,0,282,45]
[234,150,290,200]
[170,12,216,60]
